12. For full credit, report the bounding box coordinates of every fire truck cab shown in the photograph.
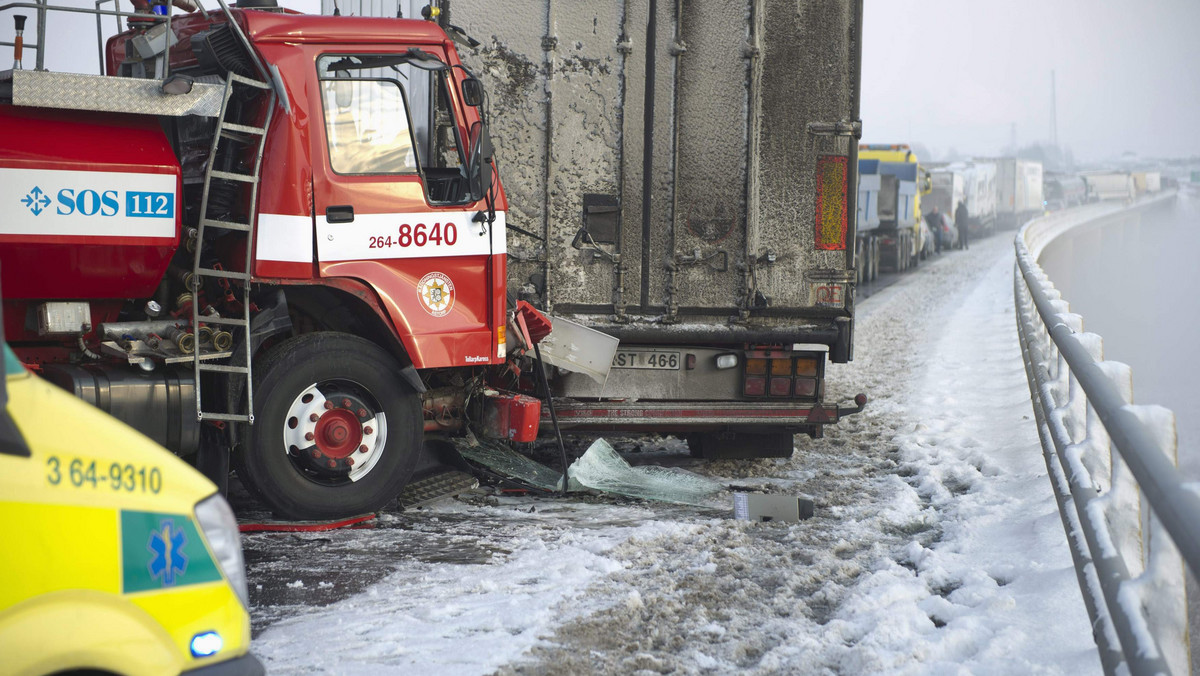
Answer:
[1,1,507,519]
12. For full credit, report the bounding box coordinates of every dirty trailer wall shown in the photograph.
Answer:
[325,0,859,332]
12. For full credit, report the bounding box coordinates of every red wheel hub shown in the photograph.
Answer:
[313,409,363,459]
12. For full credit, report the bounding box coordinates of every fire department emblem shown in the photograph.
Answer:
[417,272,455,317]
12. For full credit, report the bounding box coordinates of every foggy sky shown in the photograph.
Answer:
[7,0,1198,164]
[861,0,1200,162]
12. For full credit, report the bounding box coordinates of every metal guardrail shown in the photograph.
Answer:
[1014,192,1195,676]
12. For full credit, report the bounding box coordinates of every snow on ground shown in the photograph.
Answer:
[247,232,1101,675]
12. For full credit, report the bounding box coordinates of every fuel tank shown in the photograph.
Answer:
[0,105,181,300]
[40,363,200,456]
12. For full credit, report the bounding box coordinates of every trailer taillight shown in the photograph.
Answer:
[742,350,824,400]
[794,358,818,377]
[815,155,848,251]
[743,375,767,397]
[794,378,817,397]
[769,377,792,397]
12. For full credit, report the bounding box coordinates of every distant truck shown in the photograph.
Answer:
[992,158,1044,229]
[1043,173,1087,210]
[924,161,997,238]
[855,160,882,283]
[858,144,930,272]
[1082,171,1136,202]
[1132,171,1162,195]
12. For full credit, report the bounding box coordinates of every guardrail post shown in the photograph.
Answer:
[1097,360,1140,576]
[1129,405,1188,676]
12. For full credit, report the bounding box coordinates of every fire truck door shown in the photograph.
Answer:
[310,51,496,368]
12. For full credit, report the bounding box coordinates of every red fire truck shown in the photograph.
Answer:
[1,0,865,520]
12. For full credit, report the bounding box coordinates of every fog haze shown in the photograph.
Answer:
[862,0,1200,162]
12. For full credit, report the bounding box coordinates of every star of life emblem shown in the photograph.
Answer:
[417,271,455,317]
[21,186,51,216]
[147,518,189,586]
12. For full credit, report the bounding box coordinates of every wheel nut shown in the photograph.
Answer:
[359,444,368,453]
[345,457,355,466]
[358,408,367,418]
[324,401,334,410]
[310,413,320,422]
[327,459,337,469]
[310,449,321,459]
[364,426,374,435]
[305,432,315,441]
[342,398,352,408]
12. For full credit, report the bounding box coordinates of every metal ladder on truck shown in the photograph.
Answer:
[191,71,276,427]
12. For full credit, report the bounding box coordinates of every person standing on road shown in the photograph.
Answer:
[955,199,970,250]
[925,206,943,254]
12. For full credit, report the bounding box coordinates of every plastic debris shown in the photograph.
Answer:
[454,436,564,492]
[567,438,725,507]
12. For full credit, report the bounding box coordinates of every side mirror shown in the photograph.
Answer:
[461,78,483,107]
[467,120,494,202]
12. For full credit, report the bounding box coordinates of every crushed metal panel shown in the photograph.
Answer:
[5,70,225,117]
[536,315,619,385]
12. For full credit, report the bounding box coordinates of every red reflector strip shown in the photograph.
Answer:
[744,375,767,396]
[815,155,849,251]
[794,377,817,397]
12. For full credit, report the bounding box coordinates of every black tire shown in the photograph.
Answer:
[237,332,422,520]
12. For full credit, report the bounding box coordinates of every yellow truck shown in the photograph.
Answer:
[0,343,261,676]
[858,144,932,271]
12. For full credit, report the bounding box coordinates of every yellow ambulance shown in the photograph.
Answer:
[0,343,262,676]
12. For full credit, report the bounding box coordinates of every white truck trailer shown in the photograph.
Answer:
[992,158,1044,229]
[1083,171,1136,202]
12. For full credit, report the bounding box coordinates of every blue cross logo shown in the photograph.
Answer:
[21,187,51,216]
[147,519,189,586]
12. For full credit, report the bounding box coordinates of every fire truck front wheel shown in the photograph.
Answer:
[239,332,422,520]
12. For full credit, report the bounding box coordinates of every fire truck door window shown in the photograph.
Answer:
[318,54,469,203]
[318,55,418,175]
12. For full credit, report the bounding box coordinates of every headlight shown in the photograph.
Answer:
[195,493,249,610]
